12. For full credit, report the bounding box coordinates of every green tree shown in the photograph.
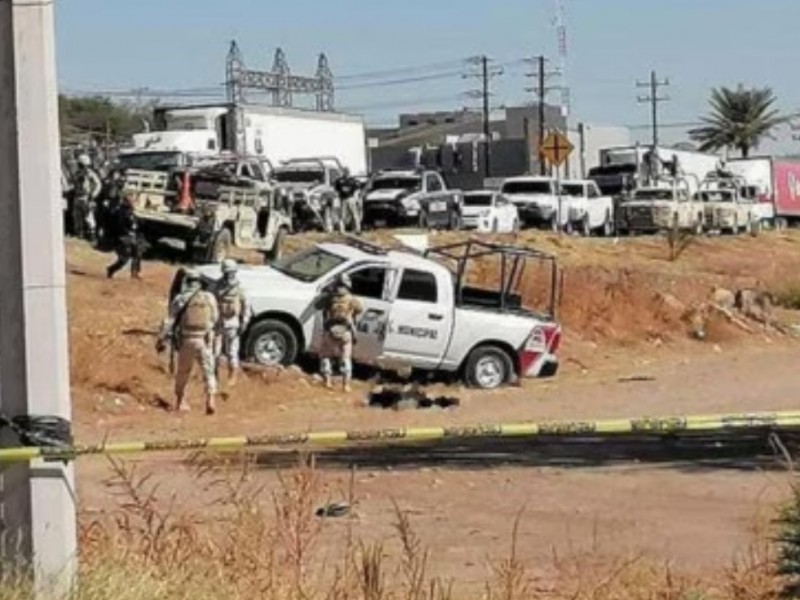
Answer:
[58,95,148,143]
[689,85,786,158]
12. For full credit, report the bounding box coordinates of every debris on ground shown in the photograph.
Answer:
[368,385,460,410]
[315,502,350,518]
[617,375,657,383]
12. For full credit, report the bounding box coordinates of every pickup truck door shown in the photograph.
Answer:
[347,265,396,364]
[382,268,450,367]
[586,183,603,228]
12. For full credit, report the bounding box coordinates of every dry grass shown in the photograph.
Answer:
[0,457,789,600]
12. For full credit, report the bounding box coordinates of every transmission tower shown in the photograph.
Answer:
[225,41,335,111]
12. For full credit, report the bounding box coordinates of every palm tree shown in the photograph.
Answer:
[689,85,786,158]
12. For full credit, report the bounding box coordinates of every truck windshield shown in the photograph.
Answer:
[270,248,346,282]
[697,191,734,202]
[370,176,421,191]
[273,169,324,184]
[560,183,586,197]
[463,193,493,207]
[502,181,552,195]
[118,152,182,171]
[633,189,674,201]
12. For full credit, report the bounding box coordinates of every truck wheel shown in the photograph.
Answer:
[464,345,514,390]
[207,228,232,264]
[263,227,287,264]
[246,319,299,367]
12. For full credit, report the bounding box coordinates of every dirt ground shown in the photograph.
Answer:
[68,231,800,591]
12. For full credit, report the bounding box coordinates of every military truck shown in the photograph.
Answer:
[123,168,290,264]
[271,157,344,232]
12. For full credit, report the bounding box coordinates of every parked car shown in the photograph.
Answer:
[180,239,562,390]
[461,191,520,233]
[559,179,615,236]
[362,169,463,230]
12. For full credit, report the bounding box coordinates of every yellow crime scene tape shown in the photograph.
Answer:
[1,409,800,464]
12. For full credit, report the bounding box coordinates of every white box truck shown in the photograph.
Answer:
[130,103,369,175]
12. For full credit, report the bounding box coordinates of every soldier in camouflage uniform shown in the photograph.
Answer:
[214,259,250,386]
[318,274,363,391]
[157,269,219,414]
[72,154,102,241]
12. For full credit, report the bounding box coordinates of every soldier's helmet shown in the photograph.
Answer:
[221,259,238,274]
[183,268,201,287]
[77,154,91,167]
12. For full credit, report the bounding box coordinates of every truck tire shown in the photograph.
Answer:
[207,228,232,264]
[246,319,299,367]
[464,345,514,390]
[263,227,287,264]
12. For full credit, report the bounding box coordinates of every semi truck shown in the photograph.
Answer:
[727,157,800,228]
[129,103,368,175]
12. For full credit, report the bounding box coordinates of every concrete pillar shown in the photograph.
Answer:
[0,0,77,594]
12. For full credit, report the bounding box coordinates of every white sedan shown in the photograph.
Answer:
[461,191,520,233]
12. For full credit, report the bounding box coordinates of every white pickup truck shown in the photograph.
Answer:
[500,176,567,230]
[362,169,463,230]
[181,239,562,389]
[617,182,703,235]
[560,179,615,236]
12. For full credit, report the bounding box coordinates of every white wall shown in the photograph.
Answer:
[568,124,631,178]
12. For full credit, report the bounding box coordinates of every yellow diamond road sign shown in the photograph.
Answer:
[540,130,574,168]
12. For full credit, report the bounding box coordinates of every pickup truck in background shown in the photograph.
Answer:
[500,176,567,230]
[616,181,703,235]
[559,179,615,236]
[362,169,463,230]
[271,157,343,233]
[696,174,758,235]
[182,238,562,390]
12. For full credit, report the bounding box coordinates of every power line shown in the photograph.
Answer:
[636,70,670,148]
[463,55,504,177]
[341,93,468,113]
[525,55,561,175]
[338,69,465,90]
[336,58,469,82]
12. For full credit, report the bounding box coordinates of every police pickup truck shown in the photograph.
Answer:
[181,239,562,389]
[362,169,463,230]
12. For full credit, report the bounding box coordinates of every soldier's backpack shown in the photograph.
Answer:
[326,294,355,341]
[181,292,214,335]
[218,286,243,320]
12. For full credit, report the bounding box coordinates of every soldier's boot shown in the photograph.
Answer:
[342,375,352,393]
[324,375,333,390]
[176,395,190,413]
[205,393,217,416]
[228,367,238,387]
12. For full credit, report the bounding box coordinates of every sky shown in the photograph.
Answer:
[55,0,800,151]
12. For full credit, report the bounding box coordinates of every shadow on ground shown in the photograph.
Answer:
[251,430,800,474]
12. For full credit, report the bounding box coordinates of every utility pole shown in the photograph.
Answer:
[463,55,503,179]
[636,70,670,149]
[0,0,77,596]
[525,55,561,175]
